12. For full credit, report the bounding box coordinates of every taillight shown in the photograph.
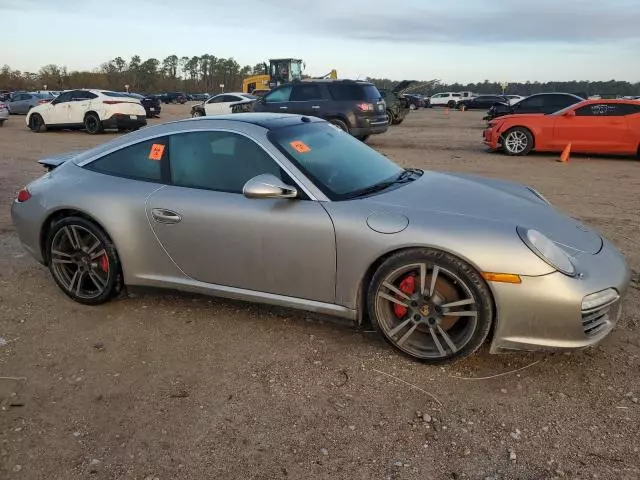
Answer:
[103,100,133,105]
[356,103,374,112]
[36,99,49,105]
[17,188,31,203]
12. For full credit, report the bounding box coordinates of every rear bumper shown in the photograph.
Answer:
[351,116,389,136]
[102,114,147,130]
[490,239,631,353]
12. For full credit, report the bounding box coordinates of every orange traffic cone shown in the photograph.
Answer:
[558,143,571,163]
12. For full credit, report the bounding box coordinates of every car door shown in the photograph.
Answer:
[553,103,631,153]
[289,83,326,117]
[221,95,248,114]
[204,95,227,116]
[146,129,336,303]
[39,91,72,124]
[10,93,27,114]
[67,91,95,125]
[256,85,293,113]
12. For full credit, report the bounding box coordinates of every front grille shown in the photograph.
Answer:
[581,301,619,337]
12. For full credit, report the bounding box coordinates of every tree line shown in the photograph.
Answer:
[367,78,640,97]
[1,55,639,97]
[0,55,267,94]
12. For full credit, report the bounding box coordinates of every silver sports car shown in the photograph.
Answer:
[11,114,630,363]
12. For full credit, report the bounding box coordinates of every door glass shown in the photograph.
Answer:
[169,131,289,193]
[576,104,622,116]
[264,86,292,103]
[291,84,323,101]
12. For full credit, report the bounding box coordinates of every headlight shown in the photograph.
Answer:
[517,226,576,276]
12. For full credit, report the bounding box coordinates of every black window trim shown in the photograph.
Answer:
[80,129,318,200]
[290,84,326,103]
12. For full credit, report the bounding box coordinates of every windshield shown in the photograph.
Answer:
[269,122,403,200]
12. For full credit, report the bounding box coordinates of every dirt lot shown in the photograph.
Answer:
[0,105,638,480]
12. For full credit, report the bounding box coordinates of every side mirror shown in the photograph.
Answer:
[243,174,298,199]
[562,110,576,118]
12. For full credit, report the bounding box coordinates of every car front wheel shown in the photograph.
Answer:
[28,114,46,133]
[46,216,121,305]
[502,127,534,156]
[367,248,493,363]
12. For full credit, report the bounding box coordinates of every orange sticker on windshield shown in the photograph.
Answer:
[148,143,165,160]
[290,140,311,153]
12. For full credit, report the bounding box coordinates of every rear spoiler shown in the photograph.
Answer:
[38,150,85,171]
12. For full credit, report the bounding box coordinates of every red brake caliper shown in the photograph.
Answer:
[393,275,415,318]
[100,255,109,273]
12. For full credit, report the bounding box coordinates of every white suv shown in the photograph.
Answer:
[26,89,147,134]
[429,92,462,108]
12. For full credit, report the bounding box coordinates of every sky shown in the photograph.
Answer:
[2,0,640,83]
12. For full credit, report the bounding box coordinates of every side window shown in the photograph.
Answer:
[264,86,292,103]
[552,96,578,109]
[291,84,323,101]
[169,131,289,194]
[518,96,544,109]
[53,92,73,104]
[576,104,622,116]
[87,137,165,182]
[618,103,640,115]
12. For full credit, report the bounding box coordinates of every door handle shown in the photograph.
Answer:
[151,208,182,224]
[279,106,288,110]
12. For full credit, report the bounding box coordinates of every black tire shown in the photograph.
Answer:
[192,109,205,118]
[367,248,494,364]
[386,110,395,126]
[28,113,46,133]
[356,135,370,142]
[502,127,534,156]
[328,118,349,133]
[447,100,456,109]
[392,118,404,126]
[46,216,121,305]
[84,113,103,135]
[0,120,4,127]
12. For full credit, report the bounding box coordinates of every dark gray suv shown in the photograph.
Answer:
[252,80,388,141]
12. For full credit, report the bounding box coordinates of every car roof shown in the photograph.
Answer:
[178,113,323,129]
[298,79,374,86]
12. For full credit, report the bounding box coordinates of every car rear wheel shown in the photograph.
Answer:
[328,118,349,133]
[29,114,46,133]
[367,248,493,363]
[502,127,534,156]
[46,216,121,305]
[84,113,103,135]
[447,100,456,108]
[386,110,394,126]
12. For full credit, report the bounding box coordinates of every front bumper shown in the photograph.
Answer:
[483,127,500,150]
[490,238,631,353]
[102,114,147,130]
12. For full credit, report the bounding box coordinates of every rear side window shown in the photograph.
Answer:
[291,84,323,101]
[87,138,165,182]
[328,84,381,101]
[552,95,579,109]
[576,103,640,116]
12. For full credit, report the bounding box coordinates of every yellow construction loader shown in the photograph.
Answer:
[242,59,337,95]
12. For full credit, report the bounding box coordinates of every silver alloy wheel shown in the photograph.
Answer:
[50,225,110,300]
[374,263,478,360]
[192,110,204,117]
[504,130,529,154]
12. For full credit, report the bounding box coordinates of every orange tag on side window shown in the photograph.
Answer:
[148,143,165,160]
[290,140,311,153]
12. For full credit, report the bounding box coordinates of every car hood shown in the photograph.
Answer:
[491,113,546,122]
[368,171,602,255]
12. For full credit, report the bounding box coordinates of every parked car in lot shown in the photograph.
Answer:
[191,92,257,117]
[189,93,209,102]
[159,92,187,104]
[11,113,630,363]
[457,95,509,111]
[505,95,525,105]
[252,79,388,141]
[26,89,147,134]
[0,90,11,102]
[121,92,161,118]
[379,81,413,126]
[0,101,9,126]
[485,93,584,121]
[7,92,53,114]
[429,92,462,108]
[405,94,426,109]
[484,99,640,157]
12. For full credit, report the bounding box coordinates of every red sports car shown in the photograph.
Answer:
[483,99,640,157]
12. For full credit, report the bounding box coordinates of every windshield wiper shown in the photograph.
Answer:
[349,168,421,199]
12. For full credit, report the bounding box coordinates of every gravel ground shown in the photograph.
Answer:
[0,105,638,480]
